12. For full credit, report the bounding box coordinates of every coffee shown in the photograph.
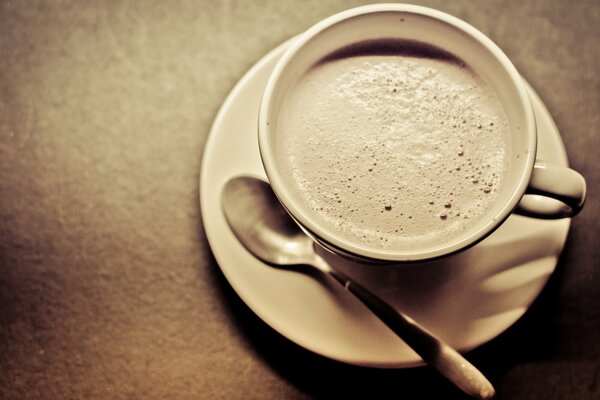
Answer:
[275,40,511,252]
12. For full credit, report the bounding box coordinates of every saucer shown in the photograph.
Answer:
[200,39,571,368]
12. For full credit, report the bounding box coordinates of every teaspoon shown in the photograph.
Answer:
[221,176,494,399]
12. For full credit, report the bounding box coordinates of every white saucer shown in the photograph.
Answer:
[200,39,571,368]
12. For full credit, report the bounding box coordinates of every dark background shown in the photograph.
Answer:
[1,1,598,399]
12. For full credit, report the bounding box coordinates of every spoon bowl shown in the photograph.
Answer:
[222,175,315,267]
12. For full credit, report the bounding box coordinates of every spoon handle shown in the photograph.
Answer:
[329,269,495,400]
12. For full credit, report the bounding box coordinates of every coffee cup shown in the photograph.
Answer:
[258,4,586,263]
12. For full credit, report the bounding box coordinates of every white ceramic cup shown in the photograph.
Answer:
[258,4,586,263]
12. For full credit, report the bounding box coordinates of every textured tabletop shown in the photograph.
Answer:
[1,1,599,399]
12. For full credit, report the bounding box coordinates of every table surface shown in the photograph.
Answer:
[1,1,598,399]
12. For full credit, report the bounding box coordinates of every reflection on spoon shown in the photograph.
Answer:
[221,176,494,399]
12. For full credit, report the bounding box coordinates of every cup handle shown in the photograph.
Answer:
[515,161,586,219]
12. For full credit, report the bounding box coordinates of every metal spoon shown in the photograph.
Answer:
[221,176,494,399]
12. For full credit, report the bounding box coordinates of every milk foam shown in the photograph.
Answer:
[276,46,511,252]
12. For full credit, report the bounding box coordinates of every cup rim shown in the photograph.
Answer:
[258,3,536,262]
